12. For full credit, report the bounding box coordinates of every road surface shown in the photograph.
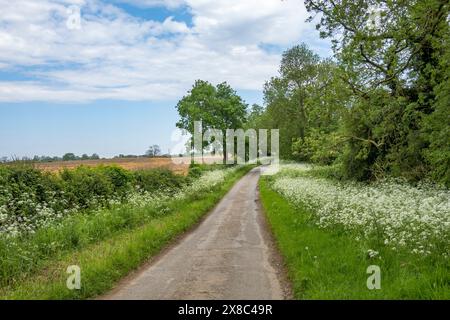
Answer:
[102,167,290,300]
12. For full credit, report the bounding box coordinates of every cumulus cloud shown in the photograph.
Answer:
[0,0,330,102]
[113,0,186,9]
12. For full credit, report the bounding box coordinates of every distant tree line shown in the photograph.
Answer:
[116,145,164,158]
[0,145,165,163]
[0,153,102,163]
[62,153,101,161]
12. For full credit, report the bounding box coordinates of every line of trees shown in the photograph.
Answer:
[253,0,449,185]
[293,0,450,184]
[176,0,449,186]
[62,153,100,161]
[2,153,103,163]
[1,145,165,163]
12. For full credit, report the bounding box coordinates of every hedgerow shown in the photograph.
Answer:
[0,164,194,237]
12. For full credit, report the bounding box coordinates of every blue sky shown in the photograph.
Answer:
[0,0,331,159]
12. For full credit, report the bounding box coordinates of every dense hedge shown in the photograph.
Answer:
[0,165,192,229]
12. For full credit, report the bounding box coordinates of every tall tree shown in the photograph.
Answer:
[176,80,248,162]
[258,43,347,159]
[146,145,161,157]
[423,30,450,186]
[62,153,76,161]
[280,44,321,140]
[305,0,450,181]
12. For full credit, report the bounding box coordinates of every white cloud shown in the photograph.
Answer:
[187,0,309,45]
[0,0,330,103]
[113,0,186,9]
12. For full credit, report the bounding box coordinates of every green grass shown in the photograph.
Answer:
[259,177,450,299]
[0,165,253,299]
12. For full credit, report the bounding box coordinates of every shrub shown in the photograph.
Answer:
[292,130,343,165]
[133,168,187,194]
[97,166,133,195]
[60,166,115,209]
[187,164,203,179]
[188,163,228,177]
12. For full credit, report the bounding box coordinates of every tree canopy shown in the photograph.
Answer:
[174,1,449,185]
[176,80,248,159]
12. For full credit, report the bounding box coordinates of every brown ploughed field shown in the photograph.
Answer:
[33,157,190,175]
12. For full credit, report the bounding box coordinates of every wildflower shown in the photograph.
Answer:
[367,249,379,258]
[270,164,450,256]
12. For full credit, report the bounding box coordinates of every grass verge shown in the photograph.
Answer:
[259,177,449,299]
[0,165,253,299]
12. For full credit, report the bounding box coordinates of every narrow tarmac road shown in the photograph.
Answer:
[102,167,290,300]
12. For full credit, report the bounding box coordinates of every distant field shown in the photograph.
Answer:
[32,157,190,175]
